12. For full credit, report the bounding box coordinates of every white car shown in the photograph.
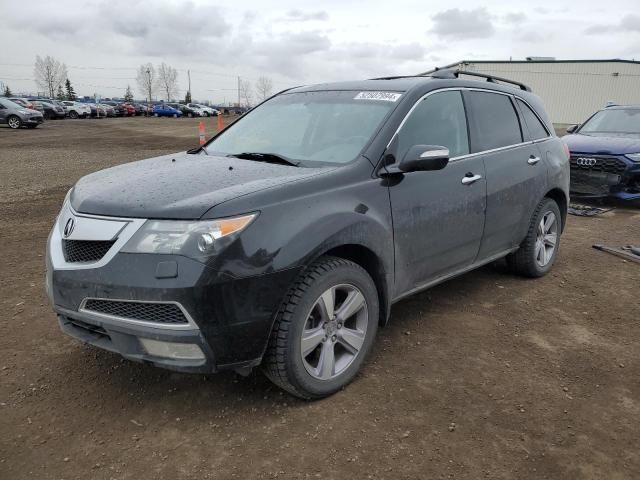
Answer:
[187,103,219,117]
[61,101,92,119]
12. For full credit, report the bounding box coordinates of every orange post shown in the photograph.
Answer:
[216,113,224,132]
[198,121,205,145]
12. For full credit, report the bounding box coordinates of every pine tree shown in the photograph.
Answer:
[56,85,65,100]
[124,85,134,103]
[184,90,192,104]
[65,79,76,100]
[3,85,11,97]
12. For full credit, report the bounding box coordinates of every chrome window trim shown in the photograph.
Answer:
[386,86,553,163]
[48,203,146,271]
[78,297,199,331]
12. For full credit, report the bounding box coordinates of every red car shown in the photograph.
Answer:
[122,103,136,116]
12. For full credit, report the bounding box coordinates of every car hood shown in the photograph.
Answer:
[563,133,640,155]
[71,152,332,219]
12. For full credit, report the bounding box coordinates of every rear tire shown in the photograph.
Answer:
[263,256,379,399]
[507,198,561,278]
[203,112,210,117]
[7,115,22,129]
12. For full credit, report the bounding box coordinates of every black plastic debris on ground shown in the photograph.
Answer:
[568,203,612,217]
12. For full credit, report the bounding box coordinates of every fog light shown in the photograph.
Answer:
[139,338,205,361]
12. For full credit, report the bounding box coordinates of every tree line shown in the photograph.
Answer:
[3,55,275,106]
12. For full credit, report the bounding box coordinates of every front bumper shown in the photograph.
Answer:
[46,206,301,373]
[24,116,44,125]
[570,154,640,200]
[56,306,214,373]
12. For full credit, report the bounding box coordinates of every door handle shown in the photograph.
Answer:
[461,173,482,185]
[528,155,541,165]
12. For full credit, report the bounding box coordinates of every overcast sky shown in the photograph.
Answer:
[1,0,639,103]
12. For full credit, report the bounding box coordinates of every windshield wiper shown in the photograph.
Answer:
[227,152,300,167]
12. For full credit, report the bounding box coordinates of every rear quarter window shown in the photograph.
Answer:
[465,91,523,152]
[516,99,549,140]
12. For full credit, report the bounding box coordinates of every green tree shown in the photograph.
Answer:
[56,85,65,100]
[3,84,12,97]
[124,85,134,103]
[184,90,192,104]
[65,79,76,100]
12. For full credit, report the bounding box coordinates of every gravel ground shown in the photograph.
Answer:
[0,117,639,480]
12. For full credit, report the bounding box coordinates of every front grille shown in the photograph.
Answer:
[570,156,627,174]
[83,299,189,325]
[62,239,115,263]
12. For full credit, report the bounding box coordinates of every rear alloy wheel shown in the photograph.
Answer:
[69,111,79,119]
[264,256,379,399]
[507,198,561,277]
[7,115,22,129]
[154,113,159,117]
[203,112,210,117]
[173,113,178,118]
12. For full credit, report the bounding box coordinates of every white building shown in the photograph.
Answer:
[428,59,640,125]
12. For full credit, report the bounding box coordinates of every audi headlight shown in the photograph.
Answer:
[625,153,640,163]
[121,213,258,260]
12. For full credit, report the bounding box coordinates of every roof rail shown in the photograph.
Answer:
[428,68,532,92]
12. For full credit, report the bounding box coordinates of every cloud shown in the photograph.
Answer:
[585,14,640,35]
[279,9,329,22]
[504,12,527,24]
[431,8,495,39]
[620,14,640,32]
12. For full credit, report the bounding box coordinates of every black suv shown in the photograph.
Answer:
[46,70,569,399]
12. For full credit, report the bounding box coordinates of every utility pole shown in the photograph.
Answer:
[187,69,191,102]
[146,67,151,116]
[237,76,241,107]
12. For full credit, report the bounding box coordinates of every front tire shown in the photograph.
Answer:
[507,198,561,277]
[69,111,79,119]
[7,115,22,129]
[263,256,379,399]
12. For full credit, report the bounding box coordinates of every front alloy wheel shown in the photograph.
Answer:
[301,284,368,380]
[264,256,379,399]
[7,115,21,129]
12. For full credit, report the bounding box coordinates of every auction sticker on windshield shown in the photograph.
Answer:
[354,91,402,102]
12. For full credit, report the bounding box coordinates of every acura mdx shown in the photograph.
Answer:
[46,70,569,399]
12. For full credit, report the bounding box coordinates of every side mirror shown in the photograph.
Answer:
[398,145,450,173]
[565,124,579,134]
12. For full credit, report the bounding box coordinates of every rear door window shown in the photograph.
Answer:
[396,90,470,159]
[465,91,523,152]
[516,99,549,140]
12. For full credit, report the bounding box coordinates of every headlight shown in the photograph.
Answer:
[121,213,258,260]
[625,153,640,163]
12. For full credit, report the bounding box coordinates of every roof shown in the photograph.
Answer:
[289,77,430,93]
[433,59,640,69]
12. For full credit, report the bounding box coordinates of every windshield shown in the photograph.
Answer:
[205,91,398,165]
[580,108,640,134]
[0,99,22,109]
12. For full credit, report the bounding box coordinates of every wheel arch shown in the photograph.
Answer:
[315,244,391,327]
[544,188,568,232]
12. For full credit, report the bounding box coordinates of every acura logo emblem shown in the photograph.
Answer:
[63,218,75,237]
[576,157,597,166]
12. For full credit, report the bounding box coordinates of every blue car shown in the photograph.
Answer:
[563,105,640,200]
[152,104,183,118]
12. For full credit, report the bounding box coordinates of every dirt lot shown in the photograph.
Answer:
[1,117,639,480]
